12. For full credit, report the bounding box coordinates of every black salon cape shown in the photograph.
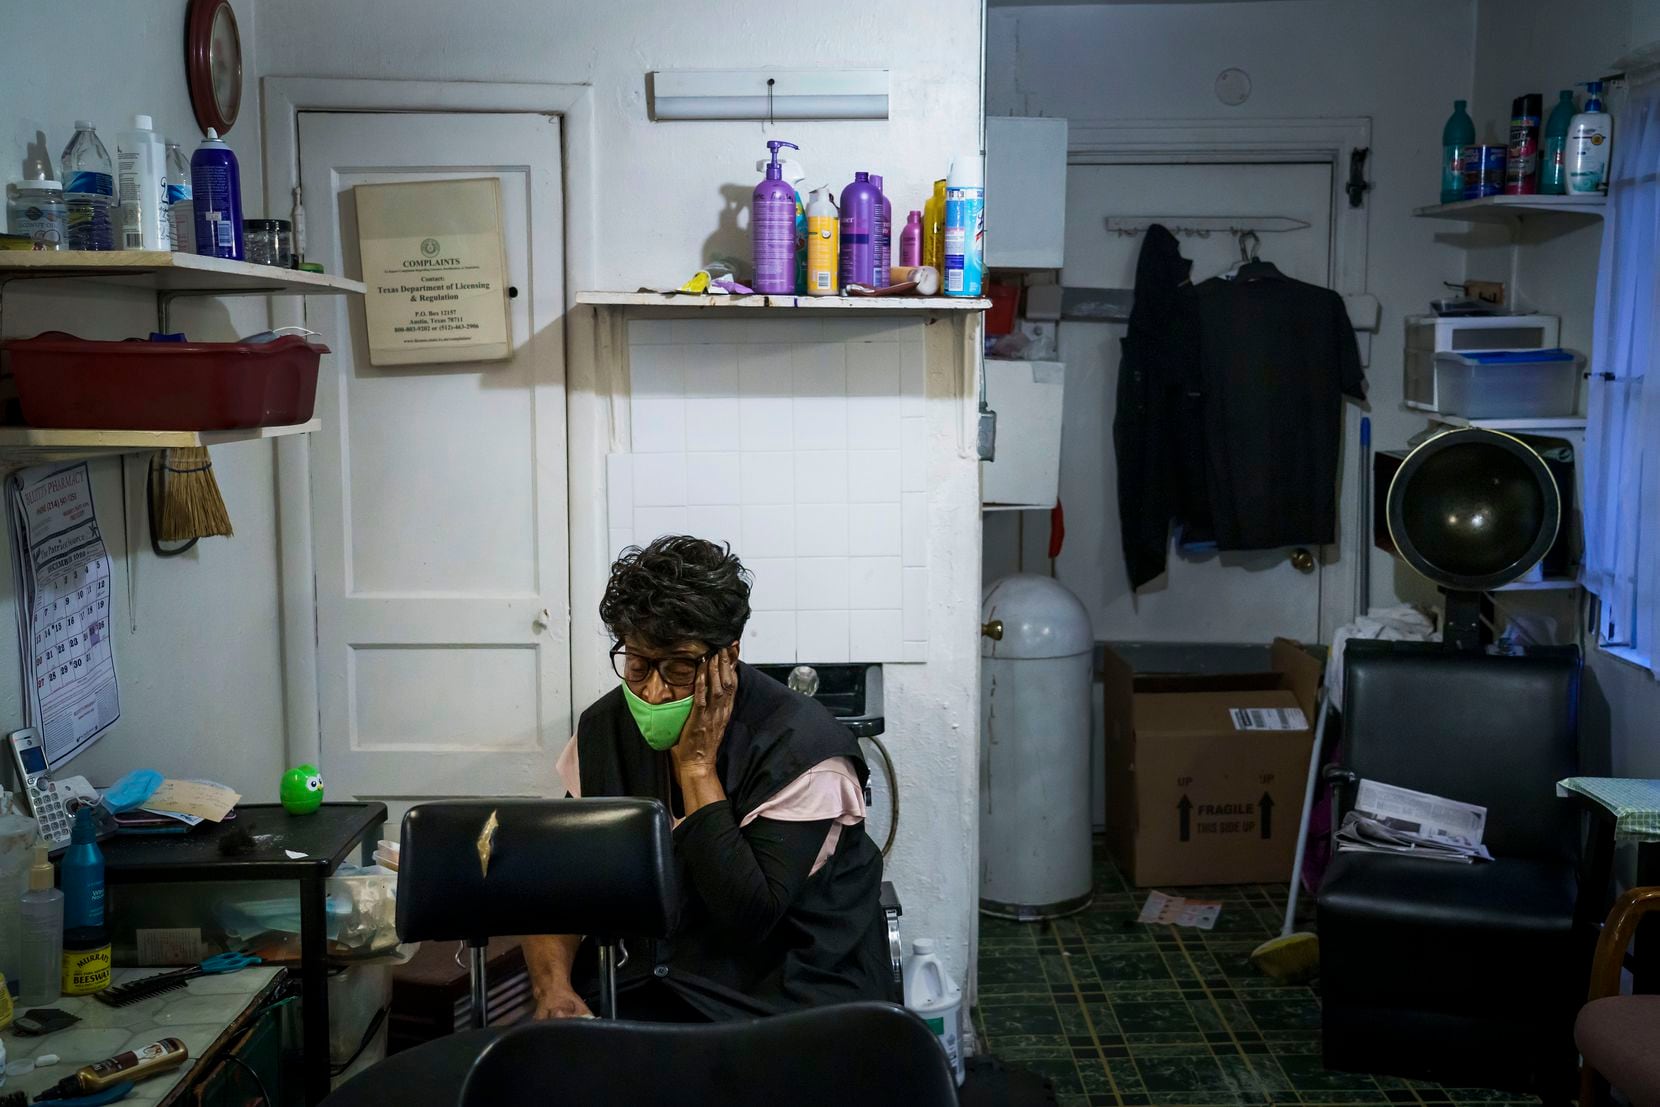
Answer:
[573,662,890,1020]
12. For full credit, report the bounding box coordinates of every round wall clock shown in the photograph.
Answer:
[185,0,242,136]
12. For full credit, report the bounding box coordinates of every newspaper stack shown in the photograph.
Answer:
[1336,779,1493,863]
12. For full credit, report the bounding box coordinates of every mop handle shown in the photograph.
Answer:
[1281,689,1331,938]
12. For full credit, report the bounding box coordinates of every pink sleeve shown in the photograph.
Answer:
[556,735,581,798]
[740,757,866,877]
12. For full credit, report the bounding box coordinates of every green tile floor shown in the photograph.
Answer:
[972,841,1542,1107]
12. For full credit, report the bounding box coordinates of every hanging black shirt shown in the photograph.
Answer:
[1191,263,1364,550]
[574,662,891,1020]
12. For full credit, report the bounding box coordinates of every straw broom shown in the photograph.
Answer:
[152,446,232,542]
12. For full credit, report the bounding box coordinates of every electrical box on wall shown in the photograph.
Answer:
[982,359,1065,509]
[986,117,1068,269]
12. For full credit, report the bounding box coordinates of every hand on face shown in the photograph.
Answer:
[670,645,738,776]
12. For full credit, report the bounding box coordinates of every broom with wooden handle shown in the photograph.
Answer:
[151,446,232,543]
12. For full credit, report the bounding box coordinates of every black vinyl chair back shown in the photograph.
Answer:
[1341,640,1581,861]
[458,1001,958,1107]
[397,798,676,1023]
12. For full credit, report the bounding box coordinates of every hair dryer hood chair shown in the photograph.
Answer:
[1385,427,1561,650]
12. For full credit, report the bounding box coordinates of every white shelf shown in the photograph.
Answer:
[1429,413,1587,432]
[576,291,990,311]
[0,252,365,295]
[1413,194,1606,224]
[0,420,319,470]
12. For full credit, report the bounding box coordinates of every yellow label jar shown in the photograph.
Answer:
[63,929,111,996]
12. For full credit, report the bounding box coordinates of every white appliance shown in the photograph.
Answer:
[979,574,1094,920]
[1404,313,1560,412]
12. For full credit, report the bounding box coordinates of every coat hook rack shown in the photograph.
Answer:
[1103,216,1313,238]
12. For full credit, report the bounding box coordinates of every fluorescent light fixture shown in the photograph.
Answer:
[649,69,889,121]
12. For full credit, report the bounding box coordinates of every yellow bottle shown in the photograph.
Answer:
[923,179,948,273]
[805,185,839,296]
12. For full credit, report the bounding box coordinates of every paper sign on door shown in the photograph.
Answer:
[355,178,512,366]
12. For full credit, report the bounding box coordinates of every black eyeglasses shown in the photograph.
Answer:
[611,645,717,689]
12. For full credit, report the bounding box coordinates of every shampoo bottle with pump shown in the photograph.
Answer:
[752,140,801,295]
[18,843,62,1007]
[1567,81,1612,196]
[757,152,808,293]
[806,186,840,296]
[1540,90,1578,195]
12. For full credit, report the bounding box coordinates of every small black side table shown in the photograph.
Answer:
[100,801,389,1105]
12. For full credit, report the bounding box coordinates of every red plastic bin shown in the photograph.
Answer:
[2,332,326,431]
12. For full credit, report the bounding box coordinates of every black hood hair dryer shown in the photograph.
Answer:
[1385,428,1561,651]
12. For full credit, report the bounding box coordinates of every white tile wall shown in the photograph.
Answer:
[613,317,928,664]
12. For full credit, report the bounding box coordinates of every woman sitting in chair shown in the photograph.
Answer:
[526,535,891,1022]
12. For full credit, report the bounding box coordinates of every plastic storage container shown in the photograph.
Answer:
[3,332,325,430]
[1430,349,1582,419]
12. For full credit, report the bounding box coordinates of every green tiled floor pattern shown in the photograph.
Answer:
[972,842,1541,1107]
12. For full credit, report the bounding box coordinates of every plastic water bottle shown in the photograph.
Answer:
[903,938,965,1085]
[60,121,116,251]
[166,141,194,252]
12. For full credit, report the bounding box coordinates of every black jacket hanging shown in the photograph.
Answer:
[1114,224,1197,589]
[575,663,890,1019]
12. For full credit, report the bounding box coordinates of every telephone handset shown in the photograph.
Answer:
[6,727,99,848]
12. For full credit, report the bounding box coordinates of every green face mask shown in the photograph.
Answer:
[622,682,695,751]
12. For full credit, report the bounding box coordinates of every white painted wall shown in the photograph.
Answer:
[1467,0,1660,783]
[985,0,1480,618]
[256,0,988,986]
[2,2,288,795]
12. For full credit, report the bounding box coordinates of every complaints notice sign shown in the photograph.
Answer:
[356,178,511,366]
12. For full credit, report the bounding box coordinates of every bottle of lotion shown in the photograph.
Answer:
[899,210,923,267]
[752,140,800,295]
[806,186,840,296]
[1566,81,1612,196]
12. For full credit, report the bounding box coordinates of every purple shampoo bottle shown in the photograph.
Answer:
[871,174,891,283]
[839,171,880,289]
[753,140,800,294]
[899,210,923,267]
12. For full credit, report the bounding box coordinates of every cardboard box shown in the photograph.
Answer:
[1103,639,1321,887]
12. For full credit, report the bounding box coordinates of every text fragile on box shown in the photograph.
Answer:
[1103,639,1321,887]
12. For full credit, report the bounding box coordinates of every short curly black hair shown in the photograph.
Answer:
[599,536,752,649]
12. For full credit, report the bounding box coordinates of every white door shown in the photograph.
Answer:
[299,111,569,804]
[986,161,1338,643]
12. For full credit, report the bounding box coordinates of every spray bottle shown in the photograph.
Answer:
[944,153,985,298]
[752,140,800,294]
[18,843,62,1006]
[1566,81,1612,196]
[806,185,840,296]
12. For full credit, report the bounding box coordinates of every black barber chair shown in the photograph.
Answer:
[397,798,676,1024]
[1318,429,1598,1094]
[458,1001,958,1107]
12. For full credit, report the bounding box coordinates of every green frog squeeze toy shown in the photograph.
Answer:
[281,764,325,815]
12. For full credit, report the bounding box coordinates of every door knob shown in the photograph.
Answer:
[1289,548,1316,573]
[532,607,551,633]
[982,619,1005,640]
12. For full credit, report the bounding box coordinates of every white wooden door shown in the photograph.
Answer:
[299,111,569,803]
[986,161,1337,643]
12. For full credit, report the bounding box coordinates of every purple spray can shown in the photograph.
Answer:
[839,171,880,289]
[753,140,800,294]
[871,174,891,283]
